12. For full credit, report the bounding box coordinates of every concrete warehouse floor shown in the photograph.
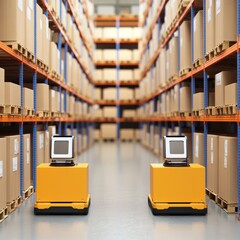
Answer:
[0,142,240,240]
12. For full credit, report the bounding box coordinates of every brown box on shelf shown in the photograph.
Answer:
[103,49,117,61]
[119,49,133,62]
[42,14,50,66]
[37,131,44,166]
[44,130,50,163]
[0,0,25,47]
[215,0,237,46]
[94,70,103,81]
[133,50,139,61]
[206,0,215,54]
[119,70,133,81]
[94,50,103,62]
[94,27,103,39]
[0,68,5,105]
[120,88,134,100]
[169,36,178,78]
[36,4,43,61]
[101,124,117,139]
[94,108,103,118]
[25,0,34,54]
[103,88,117,100]
[119,27,133,39]
[194,10,203,62]
[219,136,238,203]
[0,137,7,210]
[207,134,219,194]
[225,83,237,105]
[94,129,101,141]
[94,88,101,101]
[23,134,31,191]
[6,135,20,202]
[215,71,237,107]
[193,132,204,166]
[49,89,58,113]
[180,86,191,112]
[209,92,215,106]
[179,21,191,72]
[123,110,136,118]
[102,27,117,39]
[120,129,134,140]
[103,69,116,81]
[48,125,57,138]
[37,83,49,112]
[154,134,159,154]
[23,87,34,110]
[133,69,140,81]
[5,82,20,106]
[193,92,204,110]
[103,107,117,118]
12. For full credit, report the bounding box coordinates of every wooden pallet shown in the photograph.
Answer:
[179,111,191,117]
[4,41,27,57]
[193,58,204,68]
[205,49,215,61]
[7,196,22,214]
[37,111,50,118]
[179,67,191,77]
[171,111,180,117]
[214,107,224,115]
[168,74,178,84]
[0,207,8,223]
[22,186,34,201]
[217,196,238,214]
[192,109,205,117]
[121,139,135,142]
[214,41,236,56]
[177,0,191,17]
[206,106,216,116]
[102,139,116,142]
[26,50,35,62]
[50,112,61,118]
[206,188,218,203]
[23,108,34,116]
[223,105,237,115]
[0,105,22,115]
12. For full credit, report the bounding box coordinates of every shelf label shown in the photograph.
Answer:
[14,139,19,155]
[28,0,34,10]
[210,151,214,164]
[224,140,228,168]
[27,7,31,21]
[195,135,199,158]
[18,0,23,12]
[216,0,221,15]
[12,157,18,172]
[27,137,30,152]
[0,161,3,177]
[215,73,222,86]
[27,152,30,165]
[208,8,211,22]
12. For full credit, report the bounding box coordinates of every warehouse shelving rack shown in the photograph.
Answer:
[0,0,94,194]
[93,15,140,140]
[137,0,240,217]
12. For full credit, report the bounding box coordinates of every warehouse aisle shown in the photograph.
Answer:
[0,142,240,240]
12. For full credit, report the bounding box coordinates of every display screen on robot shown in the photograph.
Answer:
[164,136,187,159]
[51,136,74,159]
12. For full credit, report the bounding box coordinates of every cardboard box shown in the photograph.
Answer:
[209,92,215,106]
[95,50,103,62]
[6,135,20,202]
[193,10,203,62]
[225,83,237,105]
[5,82,20,106]
[193,92,204,110]
[180,86,191,112]
[48,125,57,138]
[120,129,134,140]
[37,83,49,111]
[119,50,132,61]
[94,108,103,118]
[206,0,215,53]
[36,4,43,61]
[94,27,103,39]
[103,27,117,39]
[0,68,5,105]
[44,130,50,163]
[219,136,238,203]
[94,69,103,81]
[94,129,101,140]
[133,50,139,61]
[154,134,159,154]
[193,133,204,166]
[119,70,133,81]
[25,0,34,54]
[119,27,133,39]
[169,36,178,78]
[215,0,236,46]
[23,87,33,110]
[103,88,116,100]
[37,131,44,166]
[94,88,101,101]
[133,69,140,81]
[23,134,31,191]
[0,0,25,47]
[101,124,117,139]
[120,88,134,100]
[103,107,117,118]
[180,21,191,72]
[42,14,50,66]
[215,71,237,106]
[122,110,136,118]
[49,89,58,112]
[103,50,117,61]
[0,138,7,210]
[103,69,116,81]
[207,134,219,193]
